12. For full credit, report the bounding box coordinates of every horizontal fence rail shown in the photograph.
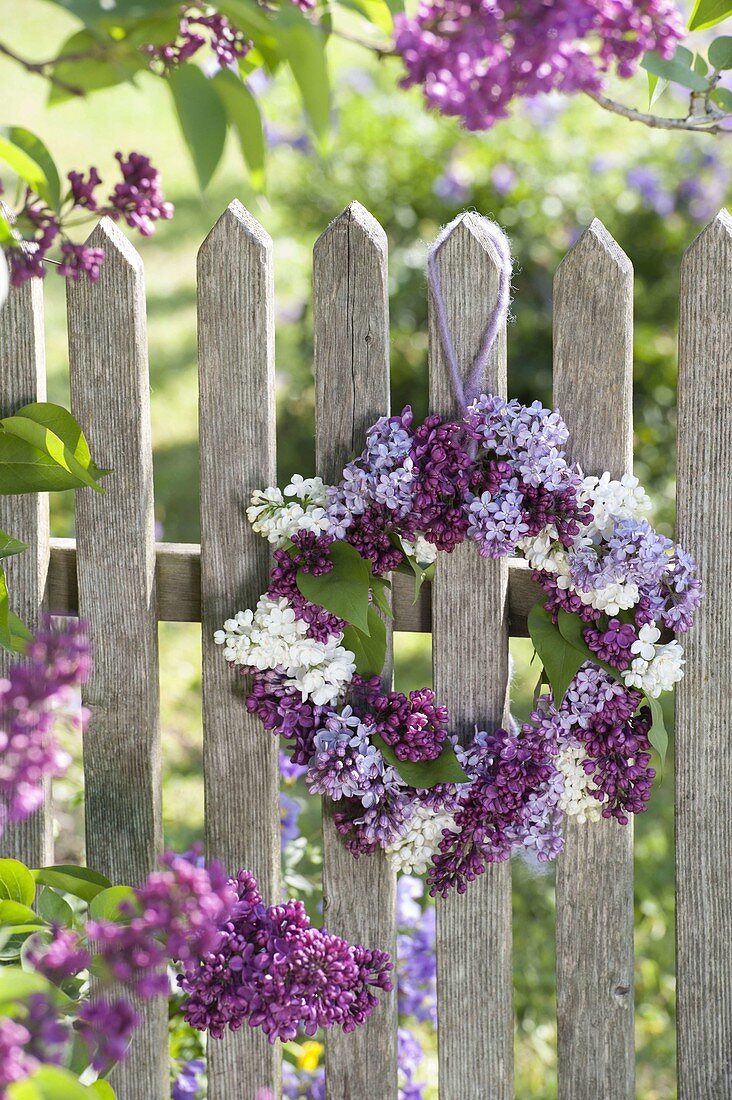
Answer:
[1,200,729,1100]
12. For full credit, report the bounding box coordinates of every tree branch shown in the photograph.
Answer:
[0,40,86,97]
[584,88,731,135]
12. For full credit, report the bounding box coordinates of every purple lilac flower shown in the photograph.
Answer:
[77,998,140,1074]
[108,152,174,237]
[67,167,101,210]
[89,851,236,998]
[25,926,90,985]
[57,242,106,282]
[145,8,251,69]
[268,533,344,643]
[0,619,91,832]
[397,877,436,1026]
[246,669,328,765]
[395,0,684,131]
[662,545,703,632]
[180,869,392,1043]
[306,708,402,806]
[399,1027,426,1100]
[280,748,307,783]
[281,791,302,847]
[365,686,449,763]
[584,618,637,671]
[283,1063,326,1100]
[409,414,473,551]
[172,1058,205,1099]
[0,1017,36,1092]
[428,719,560,896]
[22,994,70,1067]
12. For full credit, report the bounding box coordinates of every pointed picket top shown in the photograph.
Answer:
[198,199,272,262]
[681,207,732,269]
[84,215,144,277]
[432,209,509,274]
[556,217,632,283]
[314,199,387,260]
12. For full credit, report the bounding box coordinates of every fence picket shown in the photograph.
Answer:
[676,209,732,1099]
[552,220,635,1100]
[67,219,167,1098]
[0,279,51,866]
[428,214,512,1100]
[198,201,281,1099]
[312,201,399,1099]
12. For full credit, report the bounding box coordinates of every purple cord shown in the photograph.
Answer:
[427,213,512,411]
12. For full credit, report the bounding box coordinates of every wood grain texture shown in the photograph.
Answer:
[313,201,398,1099]
[197,202,281,1098]
[676,209,732,1100]
[553,219,635,1100]
[66,219,167,1098]
[0,279,51,865]
[428,214,512,1100]
[45,538,542,635]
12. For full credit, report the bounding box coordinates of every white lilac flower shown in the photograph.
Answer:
[579,472,652,539]
[576,579,640,616]
[385,804,458,875]
[247,481,333,545]
[401,533,438,566]
[622,638,684,698]
[555,743,602,824]
[215,596,356,705]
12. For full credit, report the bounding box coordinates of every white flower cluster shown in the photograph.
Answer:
[401,534,438,566]
[621,624,684,698]
[385,804,458,875]
[555,743,603,824]
[519,474,653,617]
[246,476,331,547]
[214,595,355,706]
[579,472,652,539]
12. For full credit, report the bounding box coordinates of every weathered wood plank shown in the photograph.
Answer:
[45,538,543,634]
[198,201,281,1098]
[67,219,167,1098]
[313,201,398,1099]
[676,209,732,1099]
[553,219,635,1100]
[428,214,512,1100]
[0,279,51,865]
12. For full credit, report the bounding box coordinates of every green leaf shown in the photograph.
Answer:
[647,71,669,107]
[342,607,387,678]
[709,35,732,68]
[0,901,47,932]
[8,130,61,211]
[0,965,54,1003]
[47,29,147,106]
[37,888,74,928]
[168,64,228,190]
[0,530,28,560]
[88,1083,116,1099]
[7,612,33,654]
[32,865,112,903]
[644,693,669,767]
[693,52,709,76]
[0,135,57,209]
[15,1066,104,1099]
[372,733,469,789]
[296,540,372,634]
[88,885,136,923]
[0,860,35,906]
[0,565,11,652]
[640,50,709,91]
[711,85,732,109]
[0,402,108,494]
[212,69,266,192]
[555,609,623,683]
[276,8,330,141]
[689,0,732,31]
[527,603,587,706]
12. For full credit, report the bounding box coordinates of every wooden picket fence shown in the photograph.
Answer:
[1,201,730,1100]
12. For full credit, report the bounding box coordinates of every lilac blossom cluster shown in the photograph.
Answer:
[144,7,252,70]
[219,392,700,894]
[394,0,685,131]
[179,868,392,1042]
[0,619,91,833]
[4,152,173,286]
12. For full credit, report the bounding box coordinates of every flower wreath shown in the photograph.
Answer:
[217,216,702,898]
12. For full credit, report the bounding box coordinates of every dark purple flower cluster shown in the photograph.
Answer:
[0,620,91,832]
[408,415,474,551]
[246,668,328,764]
[77,998,141,1074]
[269,532,344,643]
[395,0,685,131]
[144,7,251,70]
[25,927,90,985]
[180,868,392,1042]
[366,685,449,763]
[584,617,637,670]
[428,721,560,897]
[5,153,173,287]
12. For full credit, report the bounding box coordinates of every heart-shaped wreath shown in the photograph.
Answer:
[216,217,702,897]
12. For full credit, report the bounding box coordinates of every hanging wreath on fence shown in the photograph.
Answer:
[217,216,702,898]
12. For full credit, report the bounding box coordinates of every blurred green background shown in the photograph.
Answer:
[4,1,729,1094]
